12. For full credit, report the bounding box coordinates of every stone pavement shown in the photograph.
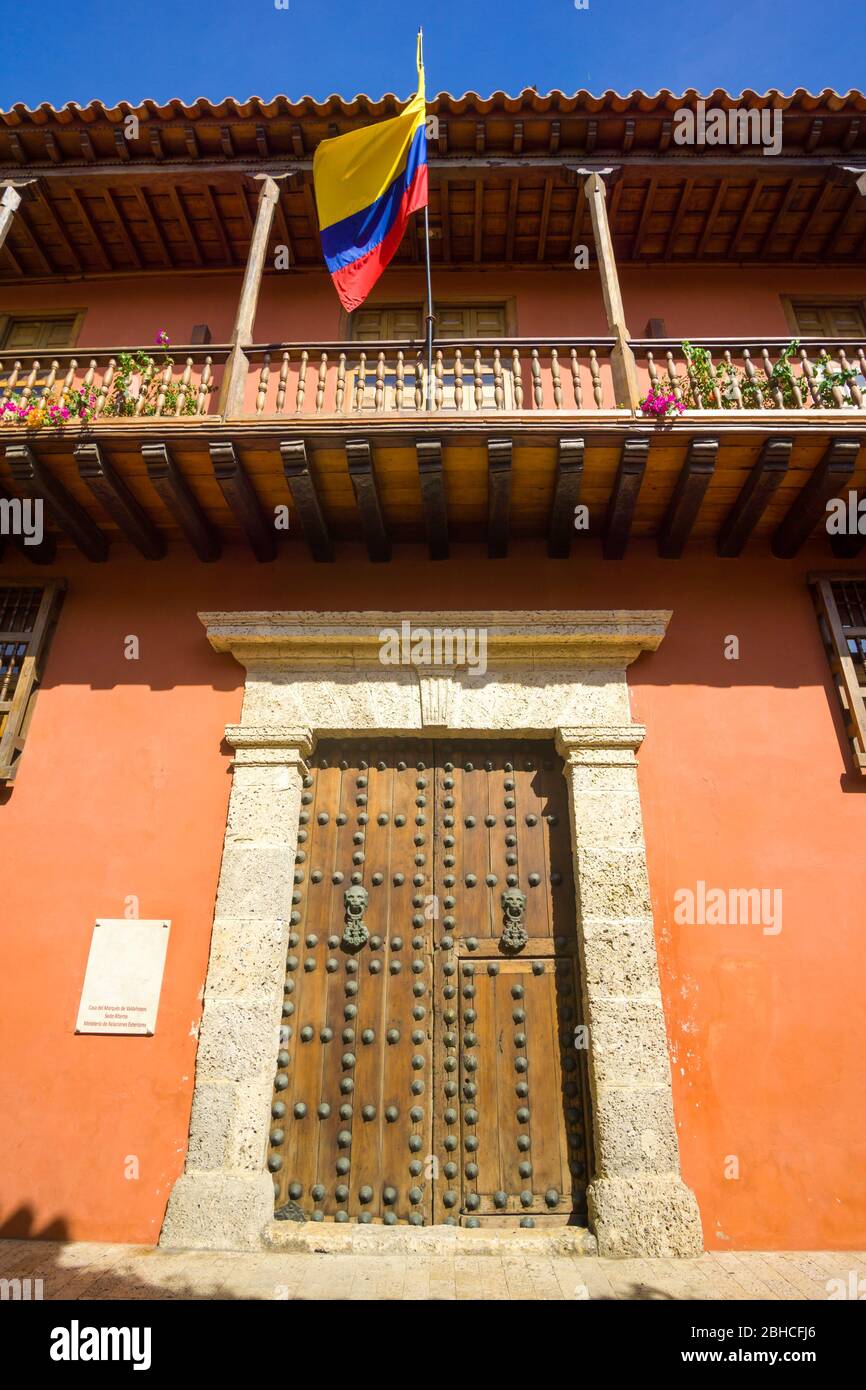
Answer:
[2,1238,865,1300]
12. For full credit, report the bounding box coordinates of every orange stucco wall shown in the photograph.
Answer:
[3,264,866,348]
[0,540,864,1249]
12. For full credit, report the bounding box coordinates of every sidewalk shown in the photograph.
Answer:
[2,1239,865,1300]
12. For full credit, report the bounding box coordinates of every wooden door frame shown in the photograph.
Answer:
[160,609,702,1258]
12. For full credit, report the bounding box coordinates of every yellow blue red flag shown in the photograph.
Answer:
[313,37,428,312]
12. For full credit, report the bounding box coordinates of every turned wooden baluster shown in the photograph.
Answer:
[797,347,819,408]
[374,351,386,412]
[256,352,271,415]
[335,353,346,414]
[354,351,366,412]
[197,356,213,414]
[685,350,703,407]
[741,349,763,408]
[45,359,59,399]
[706,350,723,409]
[135,359,155,416]
[453,348,464,410]
[22,359,40,403]
[154,359,172,417]
[761,348,785,409]
[664,351,684,403]
[434,350,444,410]
[825,347,846,407]
[647,350,660,392]
[4,359,21,405]
[174,357,193,415]
[395,351,404,410]
[493,348,505,410]
[589,349,603,408]
[296,349,309,413]
[570,348,582,408]
[414,351,424,411]
[722,349,743,409]
[512,347,523,409]
[95,358,116,416]
[550,348,563,409]
[838,348,863,408]
[316,352,328,413]
[82,359,97,408]
[531,349,543,408]
[276,352,290,414]
[473,349,484,411]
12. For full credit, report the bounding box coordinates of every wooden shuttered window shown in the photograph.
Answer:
[791,302,866,338]
[811,575,866,774]
[0,582,64,782]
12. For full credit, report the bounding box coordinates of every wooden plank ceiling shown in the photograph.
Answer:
[1,424,863,564]
[1,89,865,277]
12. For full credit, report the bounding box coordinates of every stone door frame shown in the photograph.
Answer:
[160,610,702,1257]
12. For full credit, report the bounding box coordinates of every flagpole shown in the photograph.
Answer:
[419,28,434,411]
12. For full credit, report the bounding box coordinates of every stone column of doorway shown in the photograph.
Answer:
[160,725,313,1250]
[556,726,703,1257]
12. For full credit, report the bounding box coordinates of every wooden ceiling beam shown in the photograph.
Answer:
[142,441,220,561]
[168,185,203,265]
[474,180,483,263]
[772,437,860,558]
[487,437,512,560]
[13,203,53,275]
[33,186,83,273]
[75,441,166,559]
[505,179,518,264]
[210,441,276,561]
[7,442,108,562]
[696,177,728,257]
[68,185,112,270]
[729,179,763,259]
[658,436,717,558]
[0,238,24,275]
[631,177,656,259]
[346,437,390,563]
[547,437,584,559]
[820,183,861,258]
[604,434,649,559]
[717,437,792,557]
[417,439,449,561]
[201,183,234,264]
[795,180,838,260]
[664,178,694,260]
[441,179,452,263]
[759,177,799,258]
[135,185,172,266]
[102,187,142,269]
[279,439,333,562]
[537,174,553,261]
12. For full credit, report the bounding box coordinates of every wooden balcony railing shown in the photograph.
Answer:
[0,346,229,420]
[0,338,864,428]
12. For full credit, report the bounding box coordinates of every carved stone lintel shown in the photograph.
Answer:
[417,669,462,729]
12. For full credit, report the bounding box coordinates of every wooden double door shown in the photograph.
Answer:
[271,739,591,1227]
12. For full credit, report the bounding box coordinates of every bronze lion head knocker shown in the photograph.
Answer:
[500,886,528,953]
[342,884,370,949]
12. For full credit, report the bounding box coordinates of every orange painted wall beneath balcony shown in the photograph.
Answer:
[3,264,866,348]
[0,542,864,1249]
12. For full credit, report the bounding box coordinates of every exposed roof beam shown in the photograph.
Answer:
[547,437,584,559]
[346,437,390,562]
[102,187,142,269]
[717,437,792,556]
[487,437,512,559]
[142,441,220,561]
[772,437,860,558]
[168,184,203,265]
[68,185,112,270]
[34,185,83,273]
[75,441,166,558]
[658,435,717,558]
[279,439,333,562]
[417,439,449,561]
[210,441,276,561]
[537,174,553,261]
[7,442,109,561]
[604,434,649,559]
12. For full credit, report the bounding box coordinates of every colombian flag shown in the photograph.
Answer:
[313,37,428,312]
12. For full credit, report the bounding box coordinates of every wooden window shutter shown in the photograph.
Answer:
[792,303,866,337]
[0,581,65,782]
[811,574,866,774]
[1,316,78,351]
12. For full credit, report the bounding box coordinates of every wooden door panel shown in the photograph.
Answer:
[271,740,434,1225]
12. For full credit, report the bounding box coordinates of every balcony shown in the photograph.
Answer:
[1,336,864,565]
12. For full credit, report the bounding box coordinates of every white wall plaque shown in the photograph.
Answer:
[75,919,171,1035]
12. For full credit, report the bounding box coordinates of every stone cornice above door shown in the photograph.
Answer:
[199,609,672,671]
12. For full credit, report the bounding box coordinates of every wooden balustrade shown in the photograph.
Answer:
[0,346,227,421]
[244,339,620,416]
[632,339,866,413]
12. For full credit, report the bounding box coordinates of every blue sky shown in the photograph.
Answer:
[1,0,863,108]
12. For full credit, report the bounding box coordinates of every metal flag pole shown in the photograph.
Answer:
[419,28,435,411]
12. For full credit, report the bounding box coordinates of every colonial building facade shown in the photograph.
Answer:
[1,86,864,1256]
